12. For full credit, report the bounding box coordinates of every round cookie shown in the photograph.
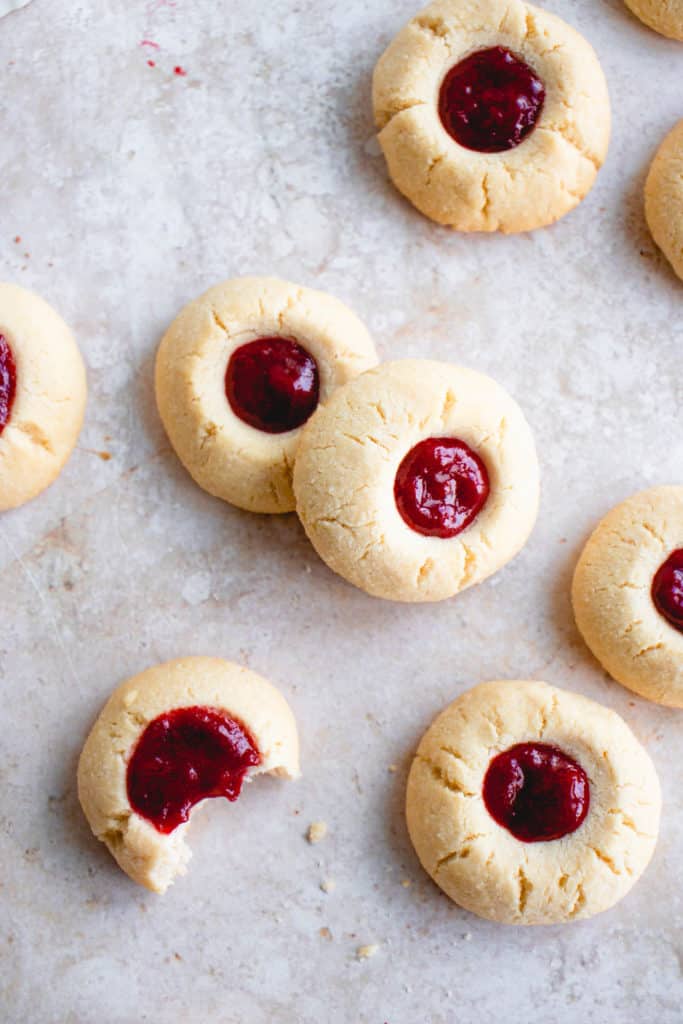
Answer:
[155,277,378,514]
[572,487,683,707]
[372,0,610,233]
[624,0,683,40]
[78,657,300,893]
[645,120,683,284]
[293,360,539,602]
[406,680,661,925]
[0,282,87,510]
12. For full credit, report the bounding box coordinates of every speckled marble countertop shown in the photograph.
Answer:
[1,1,682,1021]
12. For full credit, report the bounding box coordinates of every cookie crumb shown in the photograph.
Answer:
[321,879,336,893]
[357,944,379,960]
[319,927,332,941]
[388,764,398,773]
[401,879,411,888]
[307,821,327,844]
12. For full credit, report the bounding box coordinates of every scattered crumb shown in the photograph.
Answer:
[357,944,379,960]
[147,59,156,67]
[319,927,332,941]
[13,236,20,244]
[463,932,472,941]
[388,764,398,773]
[401,879,411,888]
[173,952,182,961]
[320,879,336,894]
[307,821,327,844]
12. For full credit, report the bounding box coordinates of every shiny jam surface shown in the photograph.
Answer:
[394,437,489,538]
[483,742,590,842]
[652,549,683,633]
[0,334,17,436]
[127,706,261,834]
[225,336,320,434]
[438,46,545,153]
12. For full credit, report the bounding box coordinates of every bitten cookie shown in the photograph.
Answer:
[406,680,661,925]
[624,0,683,40]
[293,360,539,602]
[78,657,300,893]
[572,487,683,707]
[373,0,610,232]
[645,120,683,284]
[0,282,87,510]
[155,277,378,514]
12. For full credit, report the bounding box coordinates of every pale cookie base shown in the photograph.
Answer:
[645,120,683,283]
[293,360,539,602]
[572,487,683,707]
[78,657,300,894]
[625,0,683,39]
[373,0,610,232]
[406,680,661,925]
[0,282,87,510]
[155,277,377,514]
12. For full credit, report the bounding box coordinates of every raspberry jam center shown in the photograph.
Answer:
[225,336,320,434]
[438,46,545,153]
[652,549,683,633]
[394,437,489,538]
[127,706,261,835]
[0,334,17,436]
[483,742,590,843]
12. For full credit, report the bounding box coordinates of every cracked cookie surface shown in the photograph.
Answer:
[406,680,661,924]
[0,282,87,510]
[572,487,683,707]
[155,277,377,513]
[292,359,539,602]
[372,0,610,232]
[645,120,683,284]
[77,657,300,893]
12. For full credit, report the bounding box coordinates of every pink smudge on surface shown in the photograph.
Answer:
[147,59,156,67]
[140,39,160,50]
[174,65,187,76]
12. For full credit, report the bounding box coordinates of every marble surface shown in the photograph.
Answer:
[1,1,682,1021]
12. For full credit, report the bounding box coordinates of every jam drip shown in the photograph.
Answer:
[0,335,17,436]
[483,742,590,842]
[127,706,261,835]
[438,46,545,153]
[225,336,320,434]
[652,549,683,633]
[394,437,489,538]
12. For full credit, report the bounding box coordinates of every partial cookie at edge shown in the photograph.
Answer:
[572,486,683,707]
[645,119,683,284]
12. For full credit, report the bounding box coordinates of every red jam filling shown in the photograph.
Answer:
[652,549,683,633]
[0,335,17,436]
[225,336,320,434]
[394,437,489,538]
[126,706,261,835]
[483,742,590,842]
[438,46,545,153]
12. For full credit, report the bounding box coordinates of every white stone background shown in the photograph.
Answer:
[0,0,682,1020]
